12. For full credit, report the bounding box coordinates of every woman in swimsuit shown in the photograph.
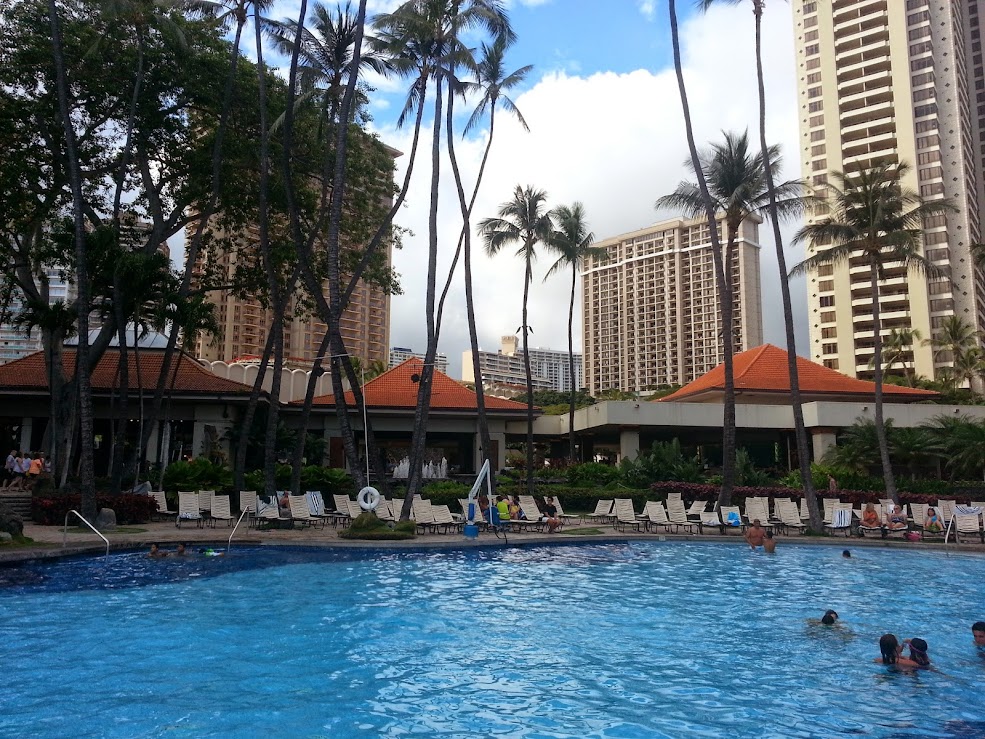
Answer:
[861,503,880,528]
[875,634,920,668]
[887,505,908,531]
[904,637,931,668]
[924,507,943,533]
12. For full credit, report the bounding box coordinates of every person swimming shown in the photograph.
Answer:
[905,637,931,668]
[875,634,920,668]
[821,610,839,626]
[842,550,852,558]
[147,543,168,558]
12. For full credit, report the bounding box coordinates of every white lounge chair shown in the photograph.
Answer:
[824,506,853,536]
[151,491,177,521]
[177,491,202,528]
[719,505,743,533]
[198,490,214,515]
[699,508,724,535]
[431,504,463,534]
[547,496,580,526]
[332,494,354,527]
[289,494,323,529]
[208,494,235,527]
[686,500,707,520]
[612,498,642,532]
[254,494,281,526]
[775,500,805,535]
[666,498,696,533]
[584,499,615,524]
[954,512,984,544]
[238,490,257,519]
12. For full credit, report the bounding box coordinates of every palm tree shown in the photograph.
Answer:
[459,37,530,491]
[545,203,605,464]
[871,327,922,386]
[890,427,939,480]
[374,0,512,520]
[951,346,983,392]
[924,414,985,480]
[792,161,955,505]
[824,418,885,475]
[657,129,804,507]
[481,185,555,497]
[925,315,979,367]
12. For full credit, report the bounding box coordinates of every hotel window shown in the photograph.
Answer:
[812,144,826,156]
[823,359,839,370]
[918,150,941,164]
[911,71,934,86]
[809,114,824,127]
[818,280,834,291]
[913,88,935,102]
[818,264,834,276]
[819,295,835,307]
[813,174,828,186]
[805,30,819,42]
[809,101,823,112]
[806,57,821,70]
[812,159,826,171]
[911,57,934,71]
[916,134,940,148]
[808,86,822,98]
[930,299,954,312]
[806,43,819,55]
[929,281,951,295]
[810,129,825,141]
[924,231,948,245]
[915,119,938,132]
[807,71,821,84]
[914,104,938,117]
[910,42,933,55]
[908,10,930,24]
[822,343,838,354]
[919,166,943,180]
[821,327,837,339]
[803,1,816,11]
[926,247,950,261]
[804,16,817,27]
[906,0,927,8]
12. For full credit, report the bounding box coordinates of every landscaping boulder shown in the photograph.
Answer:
[95,507,117,530]
[0,531,12,542]
[0,502,24,538]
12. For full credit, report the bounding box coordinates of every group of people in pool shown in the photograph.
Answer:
[743,519,776,552]
[817,609,985,670]
[147,543,224,558]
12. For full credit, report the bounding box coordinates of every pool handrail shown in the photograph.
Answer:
[227,508,250,553]
[63,510,109,557]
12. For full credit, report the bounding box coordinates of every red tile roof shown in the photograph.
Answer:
[0,348,254,396]
[312,358,531,412]
[658,344,938,402]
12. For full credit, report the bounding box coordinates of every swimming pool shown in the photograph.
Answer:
[3,542,984,738]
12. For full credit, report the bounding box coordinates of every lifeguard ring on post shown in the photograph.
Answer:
[357,486,381,511]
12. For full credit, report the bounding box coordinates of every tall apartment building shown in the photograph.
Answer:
[192,232,391,367]
[389,346,449,374]
[581,215,764,396]
[793,0,985,379]
[461,335,578,392]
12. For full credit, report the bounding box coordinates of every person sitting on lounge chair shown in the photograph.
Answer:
[543,497,562,533]
[508,496,523,521]
[861,503,880,528]
[924,507,943,534]
[495,495,510,521]
[886,505,907,531]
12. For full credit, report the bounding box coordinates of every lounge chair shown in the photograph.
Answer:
[584,499,615,524]
[858,504,885,537]
[238,490,257,520]
[548,496,580,526]
[698,508,724,535]
[953,512,984,543]
[305,491,333,523]
[666,498,696,532]
[686,500,707,520]
[743,498,773,531]
[254,494,281,526]
[824,506,853,536]
[719,505,743,533]
[177,491,202,528]
[208,494,235,528]
[332,494,354,527]
[289,494,324,529]
[938,499,957,525]
[151,491,177,522]
[198,490,214,515]
[612,498,642,533]
[775,500,805,535]
[431,504,463,534]
[642,501,675,533]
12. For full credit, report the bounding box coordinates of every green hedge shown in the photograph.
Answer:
[32,494,159,525]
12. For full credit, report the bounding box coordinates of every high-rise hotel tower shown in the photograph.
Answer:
[793,0,985,379]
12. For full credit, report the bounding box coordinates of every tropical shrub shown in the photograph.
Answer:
[162,459,232,494]
[565,462,621,487]
[620,439,703,488]
[338,512,415,540]
[300,466,353,495]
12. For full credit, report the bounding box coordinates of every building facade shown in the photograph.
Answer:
[389,346,449,374]
[581,215,764,396]
[793,0,985,379]
[461,335,577,392]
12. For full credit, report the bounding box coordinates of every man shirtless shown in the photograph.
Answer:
[744,519,768,550]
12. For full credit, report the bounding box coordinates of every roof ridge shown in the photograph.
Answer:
[735,343,772,383]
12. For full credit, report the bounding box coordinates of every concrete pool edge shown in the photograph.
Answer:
[3,523,985,565]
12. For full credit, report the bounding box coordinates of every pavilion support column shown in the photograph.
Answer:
[811,428,837,463]
[19,417,33,452]
[619,428,641,463]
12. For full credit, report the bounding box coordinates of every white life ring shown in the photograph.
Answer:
[357,486,381,511]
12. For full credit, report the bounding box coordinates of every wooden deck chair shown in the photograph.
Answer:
[177,491,202,528]
[151,491,177,521]
[698,508,724,535]
[289,494,323,529]
[198,490,214,514]
[208,494,235,527]
[584,499,615,524]
[686,500,707,520]
[719,505,743,533]
[954,512,984,543]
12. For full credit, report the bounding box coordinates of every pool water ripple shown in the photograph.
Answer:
[2,542,985,737]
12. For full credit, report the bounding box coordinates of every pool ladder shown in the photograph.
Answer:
[63,510,109,557]
[226,508,251,554]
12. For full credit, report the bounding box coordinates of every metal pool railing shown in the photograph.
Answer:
[63,510,109,556]
[227,508,250,553]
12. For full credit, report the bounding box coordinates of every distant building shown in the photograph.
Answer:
[389,346,448,374]
[581,214,764,396]
[462,335,580,393]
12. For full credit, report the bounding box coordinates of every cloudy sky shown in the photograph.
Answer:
[259,0,810,378]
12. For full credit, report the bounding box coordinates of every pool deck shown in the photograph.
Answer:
[3,517,984,563]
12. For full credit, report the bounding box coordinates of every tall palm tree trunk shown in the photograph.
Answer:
[48,0,96,519]
[112,25,145,222]
[234,329,275,493]
[753,0,822,530]
[870,260,899,505]
[522,259,535,497]
[110,291,129,494]
[263,319,285,495]
[669,0,736,506]
[566,263,577,463]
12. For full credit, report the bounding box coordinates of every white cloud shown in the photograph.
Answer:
[375,2,808,380]
[638,1,655,21]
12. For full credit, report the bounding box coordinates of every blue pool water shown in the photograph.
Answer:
[3,542,985,738]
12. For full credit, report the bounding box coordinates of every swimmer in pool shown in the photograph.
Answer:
[148,543,168,558]
[744,519,767,550]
